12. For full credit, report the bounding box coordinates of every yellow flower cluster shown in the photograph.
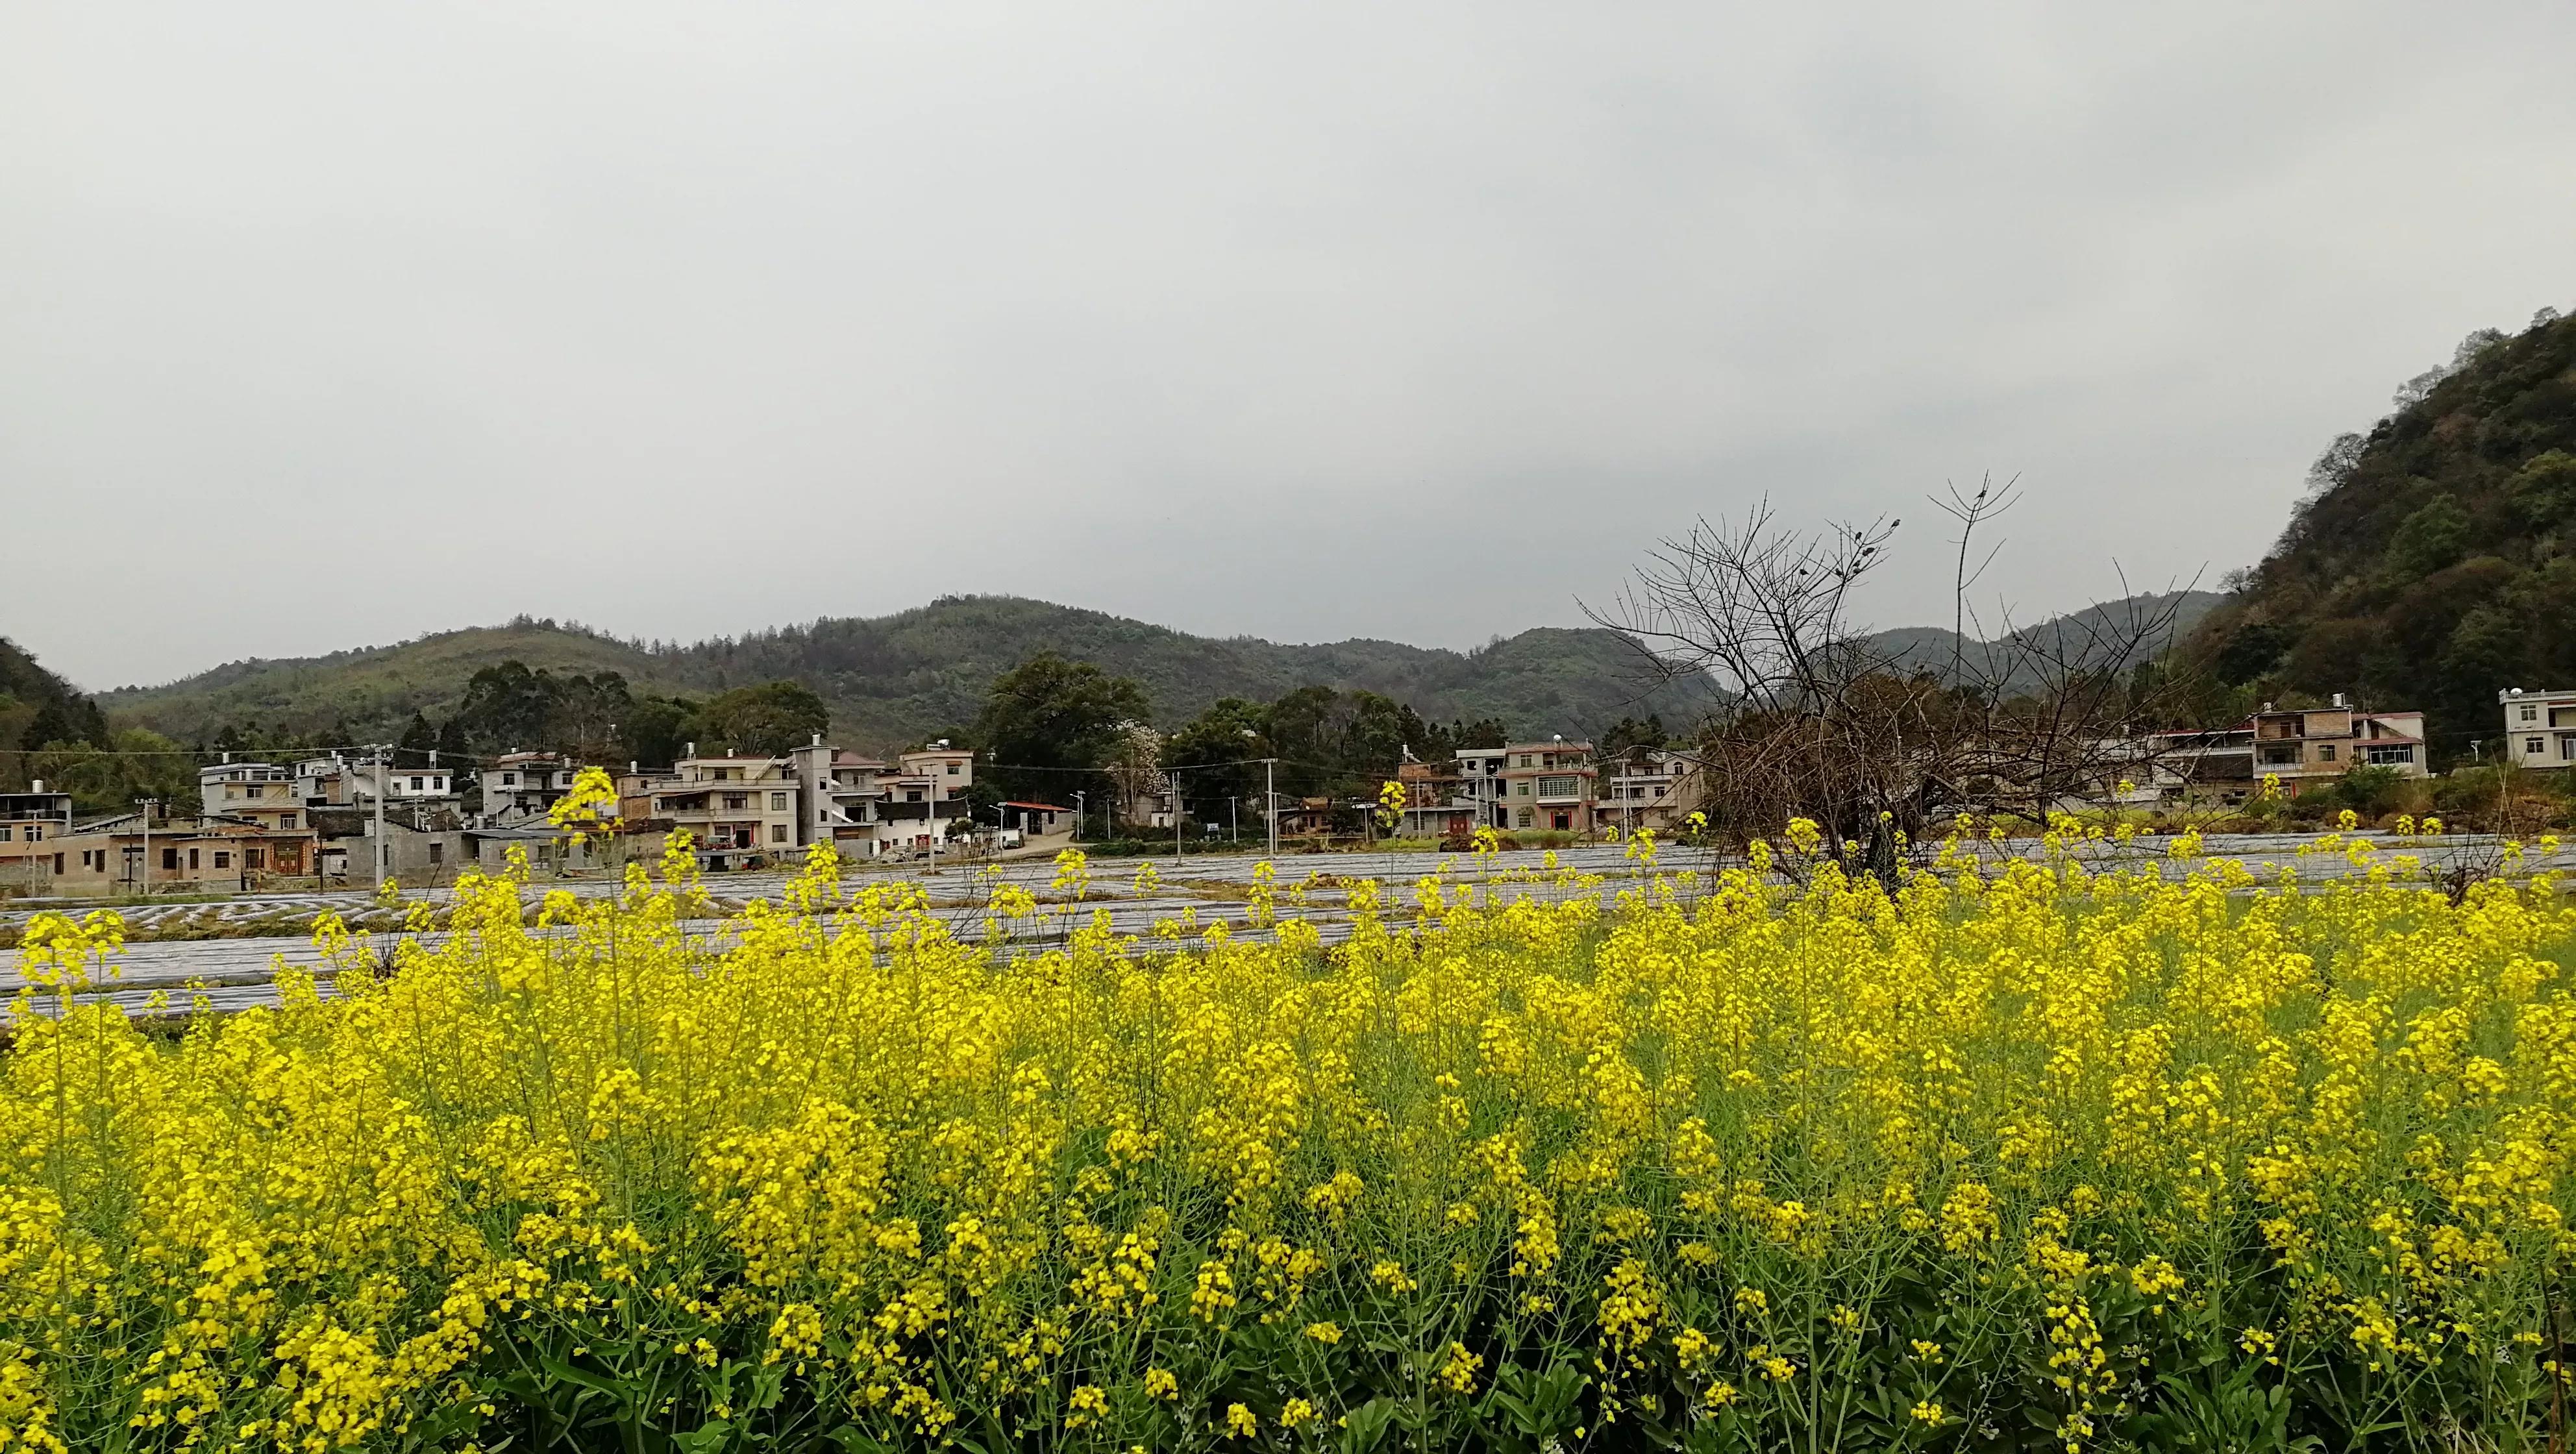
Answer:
[6,834,2575,1450]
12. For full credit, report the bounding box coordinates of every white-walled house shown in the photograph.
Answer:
[2503,687,2576,770]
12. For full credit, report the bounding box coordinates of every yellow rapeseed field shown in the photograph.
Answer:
[5,824,2573,1453]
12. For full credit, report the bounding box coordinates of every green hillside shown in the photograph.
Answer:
[0,636,110,789]
[100,621,696,748]
[2183,305,2576,756]
[102,600,1718,752]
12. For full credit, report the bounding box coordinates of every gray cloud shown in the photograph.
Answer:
[6,2,2573,689]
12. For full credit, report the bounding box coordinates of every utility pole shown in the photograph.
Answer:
[1229,795,1238,844]
[1266,758,1278,860]
[1072,790,1085,843]
[136,797,152,898]
[1172,769,1183,865]
[373,743,388,894]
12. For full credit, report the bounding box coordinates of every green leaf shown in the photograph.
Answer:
[671,1418,732,1454]
[1339,1396,1400,1454]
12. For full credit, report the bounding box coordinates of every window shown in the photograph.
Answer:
[2564,737,2576,762]
[214,851,230,869]
[409,777,423,791]
[946,763,960,776]
[188,847,201,870]
[1515,781,1531,796]
[278,814,295,829]
[245,848,264,870]
[770,792,789,811]
[2366,745,2414,765]
[771,824,789,843]
[2318,745,2336,762]
[160,847,179,869]
[1515,807,1534,828]
[428,841,443,865]
[723,793,749,811]
[1653,785,1667,798]
[1517,754,1532,768]
[2522,704,2540,722]
[1537,774,1579,798]
[2529,737,2547,756]
[906,789,923,803]
[0,826,10,842]
[246,785,263,799]
[501,772,517,786]
[52,853,62,875]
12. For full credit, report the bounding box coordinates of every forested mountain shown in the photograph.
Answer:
[100,598,1719,753]
[2182,305,2576,756]
[1868,590,2225,696]
[95,585,2252,761]
[0,636,110,789]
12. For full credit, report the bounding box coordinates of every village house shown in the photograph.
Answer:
[2141,695,2428,802]
[464,823,613,877]
[631,747,803,869]
[198,759,308,833]
[2502,687,2576,770]
[478,750,579,825]
[309,807,469,887]
[0,782,73,893]
[1451,739,1600,833]
[1113,783,1178,832]
[1393,757,1478,838]
[998,802,1074,839]
[47,807,319,894]
[290,753,464,814]
[872,743,976,856]
[1596,748,1703,833]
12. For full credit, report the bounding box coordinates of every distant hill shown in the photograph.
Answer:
[99,590,2241,756]
[101,598,1720,751]
[1864,590,2226,696]
[2182,304,2576,756]
[0,636,110,787]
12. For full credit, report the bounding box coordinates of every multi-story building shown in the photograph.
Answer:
[1596,748,1702,833]
[1452,748,1511,828]
[637,751,804,865]
[0,782,73,889]
[2502,687,2576,770]
[1393,757,1477,837]
[873,744,975,856]
[350,758,461,807]
[199,759,307,833]
[2140,696,2427,801]
[479,751,579,825]
[789,739,891,854]
[617,739,978,866]
[1455,740,1600,833]
[291,754,462,813]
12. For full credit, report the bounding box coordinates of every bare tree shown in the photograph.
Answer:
[1588,491,2201,877]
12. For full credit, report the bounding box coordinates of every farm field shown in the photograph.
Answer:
[8,832,2568,1015]
[6,828,2575,1452]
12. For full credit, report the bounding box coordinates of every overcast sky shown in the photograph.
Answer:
[7,3,2575,691]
